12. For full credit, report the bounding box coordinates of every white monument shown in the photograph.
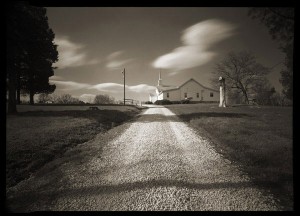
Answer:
[219,76,226,107]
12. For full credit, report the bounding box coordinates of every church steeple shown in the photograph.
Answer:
[158,68,162,86]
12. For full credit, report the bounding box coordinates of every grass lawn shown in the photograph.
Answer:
[6,106,142,189]
[166,103,293,210]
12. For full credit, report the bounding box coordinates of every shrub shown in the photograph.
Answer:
[144,101,153,104]
[94,94,115,104]
[171,101,182,104]
[154,99,172,105]
[37,93,52,104]
[54,94,81,104]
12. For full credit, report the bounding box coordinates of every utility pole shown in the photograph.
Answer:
[123,68,125,106]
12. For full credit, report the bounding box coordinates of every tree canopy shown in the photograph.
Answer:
[248,7,294,100]
[6,2,58,112]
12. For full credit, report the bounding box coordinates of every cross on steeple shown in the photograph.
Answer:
[158,68,162,86]
[159,68,161,80]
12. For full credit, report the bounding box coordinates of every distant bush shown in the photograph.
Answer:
[154,99,172,105]
[53,94,83,104]
[94,94,115,104]
[37,93,52,104]
[171,101,182,104]
[144,101,153,104]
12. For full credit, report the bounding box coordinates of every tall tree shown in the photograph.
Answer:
[21,5,58,104]
[251,77,276,105]
[279,42,293,100]
[6,2,28,113]
[211,51,270,104]
[6,2,58,112]
[248,7,294,100]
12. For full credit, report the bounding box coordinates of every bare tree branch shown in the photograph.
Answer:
[267,7,294,21]
[212,51,271,104]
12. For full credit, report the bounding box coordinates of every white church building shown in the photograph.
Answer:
[149,72,220,103]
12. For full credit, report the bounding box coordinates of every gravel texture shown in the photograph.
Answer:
[6,106,279,211]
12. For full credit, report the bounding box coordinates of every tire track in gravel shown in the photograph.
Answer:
[6,106,280,211]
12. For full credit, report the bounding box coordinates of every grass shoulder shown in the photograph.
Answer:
[6,106,143,189]
[166,103,293,210]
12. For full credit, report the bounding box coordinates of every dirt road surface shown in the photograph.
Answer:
[6,106,279,211]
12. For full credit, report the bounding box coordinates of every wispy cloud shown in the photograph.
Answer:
[54,36,100,69]
[50,80,91,90]
[106,50,134,69]
[152,19,237,73]
[49,75,64,80]
[89,82,156,93]
[90,83,124,92]
[107,51,124,60]
[128,84,157,92]
[50,77,156,94]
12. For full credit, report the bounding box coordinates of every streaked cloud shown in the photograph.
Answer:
[107,51,124,60]
[49,75,64,80]
[128,84,156,92]
[50,76,156,94]
[54,36,100,69]
[106,50,134,69]
[89,82,156,93]
[50,80,91,90]
[152,19,237,73]
[90,83,124,92]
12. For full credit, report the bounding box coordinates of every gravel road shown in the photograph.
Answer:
[6,106,279,211]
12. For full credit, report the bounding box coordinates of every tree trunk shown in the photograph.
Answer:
[16,89,20,104]
[8,76,17,114]
[242,90,249,104]
[16,71,21,104]
[239,82,249,104]
[30,91,34,105]
[29,73,34,105]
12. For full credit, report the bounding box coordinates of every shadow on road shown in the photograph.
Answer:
[135,112,251,123]
[8,178,276,205]
[135,114,181,123]
[178,112,252,121]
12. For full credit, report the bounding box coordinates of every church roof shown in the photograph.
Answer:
[157,85,178,92]
[159,78,219,92]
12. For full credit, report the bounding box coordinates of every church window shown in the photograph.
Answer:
[210,92,214,97]
[167,92,169,98]
[184,93,187,98]
[196,93,199,98]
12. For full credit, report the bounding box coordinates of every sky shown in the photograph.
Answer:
[46,7,286,103]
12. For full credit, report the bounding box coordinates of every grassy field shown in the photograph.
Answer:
[15,104,141,112]
[6,106,143,189]
[166,103,293,210]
